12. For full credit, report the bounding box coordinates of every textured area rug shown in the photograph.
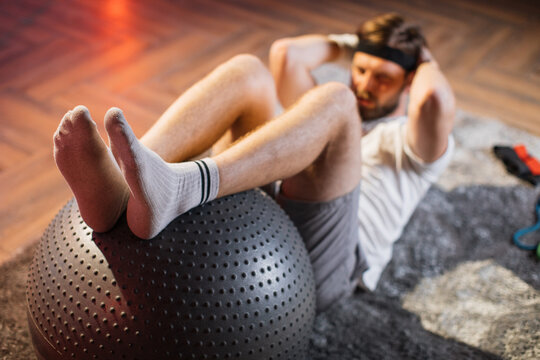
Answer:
[1,112,539,359]
[305,111,540,359]
[309,184,539,360]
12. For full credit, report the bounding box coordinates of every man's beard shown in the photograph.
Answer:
[351,84,404,122]
[359,99,399,121]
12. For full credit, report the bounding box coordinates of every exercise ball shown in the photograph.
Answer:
[26,189,316,360]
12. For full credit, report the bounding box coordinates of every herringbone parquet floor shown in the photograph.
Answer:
[1,0,539,263]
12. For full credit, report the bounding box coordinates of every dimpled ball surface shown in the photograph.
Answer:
[26,190,316,360]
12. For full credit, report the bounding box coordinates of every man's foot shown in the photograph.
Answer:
[53,106,130,232]
[104,108,219,239]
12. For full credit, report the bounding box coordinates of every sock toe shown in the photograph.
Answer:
[104,107,147,196]
[72,105,90,118]
[105,107,131,136]
[105,108,137,151]
[105,107,124,121]
[70,105,96,130]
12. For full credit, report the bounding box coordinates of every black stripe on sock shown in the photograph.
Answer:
[194,161,206,205]
[201,160,212,203]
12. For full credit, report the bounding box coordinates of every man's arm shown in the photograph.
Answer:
[269,35,343,108]
[406,48,455,163]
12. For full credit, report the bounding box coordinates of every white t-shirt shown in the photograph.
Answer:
[358,117,455,290]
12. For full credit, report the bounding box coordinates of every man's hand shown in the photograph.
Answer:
[418,46,435,65]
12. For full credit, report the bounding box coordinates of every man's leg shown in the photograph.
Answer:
[139,54,278,161]
[215,82,362,201]
[105,81,362,238]
[54,54,278,232]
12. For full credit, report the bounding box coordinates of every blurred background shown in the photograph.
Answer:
[1,0,539,263]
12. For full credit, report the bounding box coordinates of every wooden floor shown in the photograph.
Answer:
[1,0,539,264]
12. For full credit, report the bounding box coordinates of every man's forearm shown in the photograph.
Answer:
[269,34,343,107]
[269,34,342,71]
[406,58,455,162]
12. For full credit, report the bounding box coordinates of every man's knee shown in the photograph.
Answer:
[228,53,264,71]
[320,82,357,109]
[313,82,360,127]
[225,54,273,91]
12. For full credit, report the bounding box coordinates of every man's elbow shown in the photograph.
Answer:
[269,38,296,72]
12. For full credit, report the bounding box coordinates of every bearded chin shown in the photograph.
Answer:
[359,100,400,122]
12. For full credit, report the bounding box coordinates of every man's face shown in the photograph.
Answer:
[350,52,409,121]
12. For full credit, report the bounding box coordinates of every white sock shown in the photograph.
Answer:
[142,156,220,228]
[105,108,219,238]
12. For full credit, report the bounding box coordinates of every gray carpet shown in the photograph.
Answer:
[308,184,539,360]
[1,112,539,359]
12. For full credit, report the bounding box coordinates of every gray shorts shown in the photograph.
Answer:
[269,184,367,313]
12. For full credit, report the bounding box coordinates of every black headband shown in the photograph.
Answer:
[355,40,417,71]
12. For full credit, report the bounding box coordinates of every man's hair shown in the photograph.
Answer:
[356,13,427,67]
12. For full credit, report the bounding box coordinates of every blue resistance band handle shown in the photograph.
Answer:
[512,199,540,251]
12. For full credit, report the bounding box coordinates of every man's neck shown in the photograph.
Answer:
[390,91,409,118]
[362,92,408,135]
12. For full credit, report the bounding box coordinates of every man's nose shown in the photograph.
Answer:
[356,73,376,93]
